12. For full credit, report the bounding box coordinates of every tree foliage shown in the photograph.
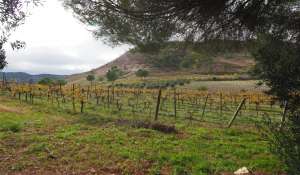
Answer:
[106,66,122,82]
[0,48,7,69]
[64,0,300,49]
[86,74,96,86]
[135,69,149,78]
[38,78,54,86]
[98,76,104,82]
[86,74,95,82]
[55,79,68,86]
[253,35,300,102]
[38,78,67,86]
[0,0,40,69]
[253,35,300,174]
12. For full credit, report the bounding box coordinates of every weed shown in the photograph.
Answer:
[0,121,22,132]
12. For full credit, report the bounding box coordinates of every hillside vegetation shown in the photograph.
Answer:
[67,40,255,85]
[0,72,65,83]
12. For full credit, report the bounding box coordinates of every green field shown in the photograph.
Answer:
[183,80,267,92]
[0,91,285,175]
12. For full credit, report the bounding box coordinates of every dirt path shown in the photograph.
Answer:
[0,104,24,114]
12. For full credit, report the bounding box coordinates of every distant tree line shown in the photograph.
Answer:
[85,66,125,85]
[38,78,67,86]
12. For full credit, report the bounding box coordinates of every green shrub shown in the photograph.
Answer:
[212,77,218,81]
[0,121,22,132]
[197,86,208,91]
[38,78,54,85]
[135,69,149,78]
[98,76,104,82]
[106,66,123,82]
[55,79,67,86]
[253,35,300,174]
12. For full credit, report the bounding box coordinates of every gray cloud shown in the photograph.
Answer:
[3,0,131,75]
[5,42,129,75]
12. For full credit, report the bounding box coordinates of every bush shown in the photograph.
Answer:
[38,78,67,86]
[0,121,22,132]
[135,69,149,78]
[86,74,95,82]
[38,78,54,86]
[197,86,208,91]
[254,35,300,174]
[114,79,192,89]
[106,66,122,82]
[55,79,67,86]
[259,114,300,174]
[98,76,104,82]
[212,77,217,81]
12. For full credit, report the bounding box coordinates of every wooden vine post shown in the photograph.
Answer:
[72,84,76,112]
[56,90,60,108]
[96,91,100,105]
[80,88,85,113]
[173,88,177,118]
[220,92,223,117]
[18,91,21,101]
[47,88,50,102]
[59,84,62,98]
[87,86,90,101]
[253,100,257,116]
[31,92,34,104]
[30,86,34,104]
[280,100,288,129]
[112,85,115,102]
[227,98,246,128]
[107,86,110,108]
[202,94,209,118]
[25,91,28,102]
[154,88,162,121]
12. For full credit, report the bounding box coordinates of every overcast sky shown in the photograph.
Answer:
[3,0,131,75]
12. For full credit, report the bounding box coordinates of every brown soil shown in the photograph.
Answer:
[115,119,178,134]
[220,172,286,175]
[0,104,24,114]
[217,57,255,68]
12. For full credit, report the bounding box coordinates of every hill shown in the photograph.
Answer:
[0,72,65,83]
[67,51,255,84]
[66,40,257,84]
[67,52,149,84]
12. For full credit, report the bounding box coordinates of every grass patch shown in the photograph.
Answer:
[0,119,22,132]
[0,95,284,174]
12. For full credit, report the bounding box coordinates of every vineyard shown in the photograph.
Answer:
[0,82,284,127]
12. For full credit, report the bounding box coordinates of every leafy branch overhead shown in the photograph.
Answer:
[63,0,300,48]
[0,0,41,69]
